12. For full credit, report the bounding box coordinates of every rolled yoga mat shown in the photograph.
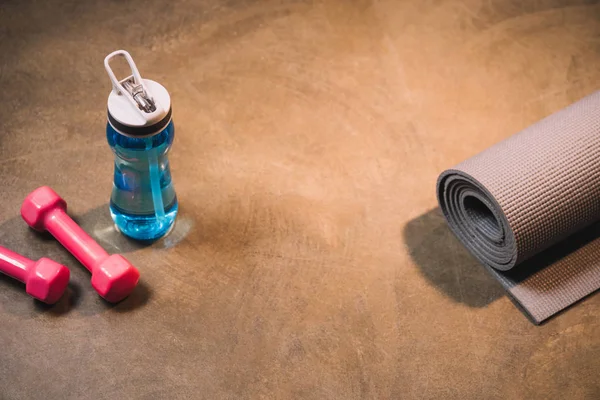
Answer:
[437,90,600,324]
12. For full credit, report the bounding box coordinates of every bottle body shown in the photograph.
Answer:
[107,121,178,240]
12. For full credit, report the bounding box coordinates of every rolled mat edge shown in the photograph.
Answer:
[436,90,600,323]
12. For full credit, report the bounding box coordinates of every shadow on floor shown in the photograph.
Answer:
[78,203,195,253]
[73,204,153,254]
[0,204,177,316]
[403,208,504,308]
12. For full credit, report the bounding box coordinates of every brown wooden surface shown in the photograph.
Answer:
[1,1,599,399]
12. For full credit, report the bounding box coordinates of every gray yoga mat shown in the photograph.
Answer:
[437,90,600,323]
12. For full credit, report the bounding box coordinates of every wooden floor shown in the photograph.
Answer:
[0,1,599,398]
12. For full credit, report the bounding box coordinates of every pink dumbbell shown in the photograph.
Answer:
[21,186,140,303]
[0,245,69,304]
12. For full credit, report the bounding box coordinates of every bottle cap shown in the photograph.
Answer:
[104,50,172,137]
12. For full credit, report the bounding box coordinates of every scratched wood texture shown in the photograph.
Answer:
[0,1,599,399]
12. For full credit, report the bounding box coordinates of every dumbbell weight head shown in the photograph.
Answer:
[21,186,67,232]
[26,258,70,304]
[21,186,140,303]
[92,254,140,303]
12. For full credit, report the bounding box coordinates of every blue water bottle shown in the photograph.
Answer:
[104,50,178,241]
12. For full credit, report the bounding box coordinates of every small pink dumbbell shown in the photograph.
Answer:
[0,245,70,304]
[21,186,140,303]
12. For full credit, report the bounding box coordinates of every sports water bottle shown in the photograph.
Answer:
[104,50,178,241]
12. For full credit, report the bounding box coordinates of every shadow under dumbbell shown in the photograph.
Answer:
[0,272,25,291]
[0,207,154,316]
[0,215,78,316]
[0,202,194,316]
[34,282,83,315]
[0,271,79,316]
[60,205,154,314]
[102,280,152,312]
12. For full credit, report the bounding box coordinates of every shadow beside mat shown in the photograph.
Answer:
[403,208,504,308]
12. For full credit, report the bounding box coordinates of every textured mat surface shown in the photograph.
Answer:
[438,91,600,323]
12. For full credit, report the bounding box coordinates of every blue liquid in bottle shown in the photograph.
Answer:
[107,121,178,240]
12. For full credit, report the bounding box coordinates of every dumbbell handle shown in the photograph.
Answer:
[45,208,109,271]
[0,245,32,282]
